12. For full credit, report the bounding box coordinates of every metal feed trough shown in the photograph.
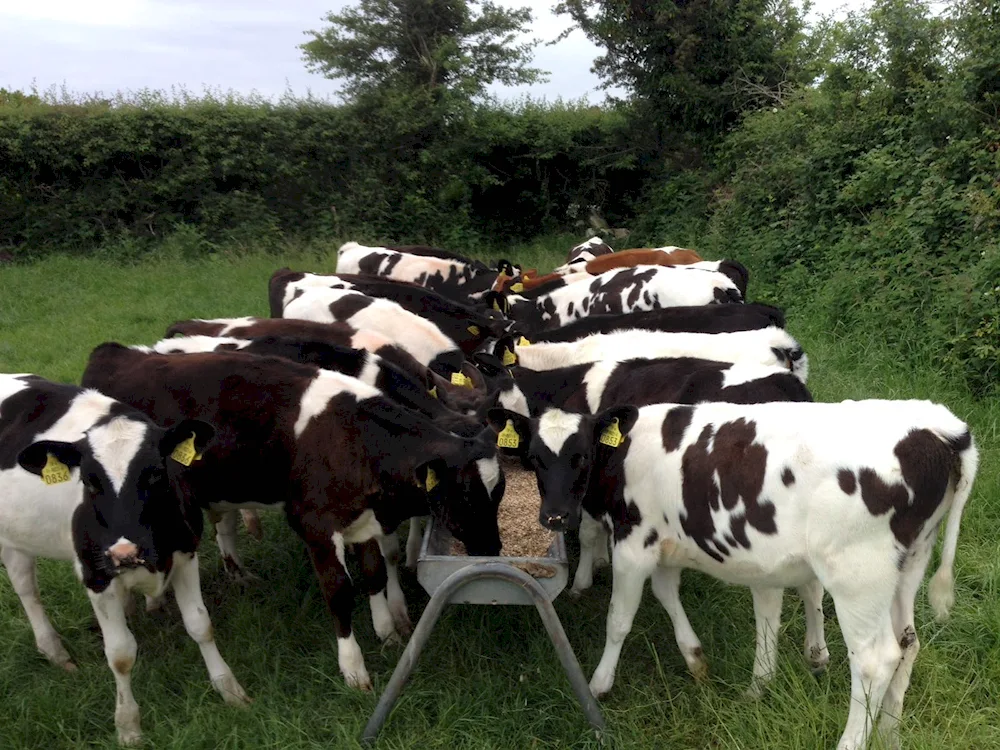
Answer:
[361,519,605,742]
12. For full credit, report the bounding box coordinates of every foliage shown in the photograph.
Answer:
[0,92,642,254]
[301,0,543,102]
[555,0,814,148]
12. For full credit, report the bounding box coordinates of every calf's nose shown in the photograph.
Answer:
[106,538,141,567]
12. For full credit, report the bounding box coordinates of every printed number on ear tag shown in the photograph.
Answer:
[502,348,517,366]
[518,336,531,346]
[599,418,624,448]
[425,468,439,492]
[497,420,520,449]
[41,453,71,485]
[467,325,481,336]
[170,433,199,466]
[510,283,524,293]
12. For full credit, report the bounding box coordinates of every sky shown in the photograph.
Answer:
[0,0,866,103]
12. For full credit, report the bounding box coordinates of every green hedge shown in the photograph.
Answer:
[0,95,645,254]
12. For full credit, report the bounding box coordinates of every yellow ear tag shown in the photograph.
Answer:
[450,372,474,389]
[425,468,439,492]
[41,453,72,485]
[170,433,198,467]
[497,420,521,449]
[493,299,502,312]
[599,418,624,448]
[510,283,524,293]
[429,386,438,399]
[502,348,517,366]
[467,325,481,336]
[518,336,532,346]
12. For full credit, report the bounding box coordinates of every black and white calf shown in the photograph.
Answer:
[502,265,743,333]
[554,236,613,273]
[268,269,506,354]
[523,303,786,344]
[491,400,977,750]
[280,286,466,377]
[0,375,248,745]
[82,346,503,690]
[336,241,500,303]
[506,327,808,383]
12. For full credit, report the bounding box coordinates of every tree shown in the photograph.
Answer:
[301,0,545,102]
[555,0,811,145]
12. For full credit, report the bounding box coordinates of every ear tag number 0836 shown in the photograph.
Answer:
[41,453,72,485]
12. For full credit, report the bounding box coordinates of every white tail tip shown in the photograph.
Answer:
[928,565,955,621]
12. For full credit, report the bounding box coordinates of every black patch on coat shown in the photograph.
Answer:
[662,406,694,453]
[838,469,857,495]
[644,528,659,548]
[328,293,375,321]
[781,467,795,486]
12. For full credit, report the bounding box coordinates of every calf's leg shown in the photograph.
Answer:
[798,578,829,674]
[877,540,934,750]
[0,546,75,670]
[571,511,605,594]
[307,534,371,690]
[87,581,142,746]
[404,516,424,570]
[746,586,784,697]
[649,566,707,680]
[357,537,400,644]
[378,533,412,636]
[170,551,251,707]
[212,510,250,579]
[589,545,656,698]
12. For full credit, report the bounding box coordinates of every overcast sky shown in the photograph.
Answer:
[0,0,866,103]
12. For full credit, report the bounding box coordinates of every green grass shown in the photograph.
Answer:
[1,238,998,749]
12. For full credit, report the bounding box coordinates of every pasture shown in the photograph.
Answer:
[1,239,999,749]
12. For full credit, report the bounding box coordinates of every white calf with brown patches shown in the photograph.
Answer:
[511,327,808,383]
[0,374,248,745]
[492,400,976,750]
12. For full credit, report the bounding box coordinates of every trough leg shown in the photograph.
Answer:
[360,563,605,744]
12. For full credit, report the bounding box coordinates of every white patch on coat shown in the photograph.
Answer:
[284,287,458,368]
[341,509,383,545]
[149,336,250,355]
[293,371,381,438]
[721,363,790,388]
[87,417,149,494]
[357,355,382,387]
[538,410,584,456]
[0,375,33,410]
[517,327,806,383]
[583,360,620,413]
[498,384,531,418]
[476,457,501,495]
[350,330,394,353]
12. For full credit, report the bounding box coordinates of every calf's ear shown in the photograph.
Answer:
[486,408,531,450]
[593,406,640,447]
[160,420,216,464]
[414,458,448,494]
[18,440,83,478]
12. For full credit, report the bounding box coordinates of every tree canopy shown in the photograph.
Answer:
[301,0,544,102]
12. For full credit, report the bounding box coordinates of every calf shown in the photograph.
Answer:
[279,287,465,378]
[563,236,614,268]
[490,400,976,750]
[0,374,248,745]
[583,247,704,276]
[337,241,500,303]
[523,303,786,344]
[501,266,743,333]
[81,345,503,690]
[507,327,808,383]
[678,260,750,299]
[268,269,506,354]
[164,317,485,414]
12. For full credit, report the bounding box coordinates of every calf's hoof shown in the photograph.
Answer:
[588,671,614,699]
[344,670,373,692]
[807,645,830,675]
[213,675,252,707]
[687,652,709,682]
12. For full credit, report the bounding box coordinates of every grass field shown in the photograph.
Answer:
[1,238,998,749]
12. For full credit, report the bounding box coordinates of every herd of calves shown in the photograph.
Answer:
[0,236,979,749]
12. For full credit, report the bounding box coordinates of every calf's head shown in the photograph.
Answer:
[18,417,214,584]
[488,406,638,532]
